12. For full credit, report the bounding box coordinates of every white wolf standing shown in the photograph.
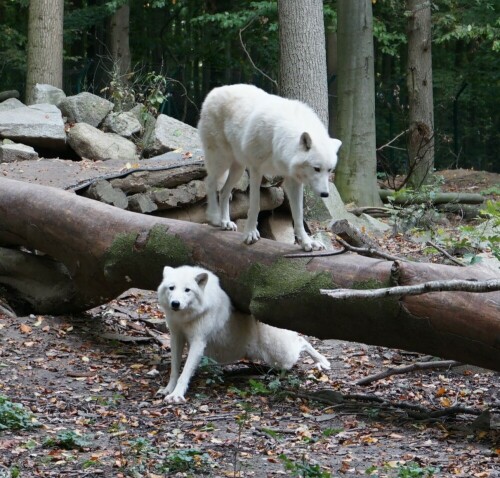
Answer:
[157,265,330,403]
[198,84,342,252]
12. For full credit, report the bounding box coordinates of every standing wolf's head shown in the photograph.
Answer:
[292,132,342,198]
[157,266,209,319]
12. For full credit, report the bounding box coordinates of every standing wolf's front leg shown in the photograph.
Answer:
[164,339,206,403]
[283,178,325,251]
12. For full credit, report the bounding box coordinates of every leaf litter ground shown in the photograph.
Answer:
[0,169,499,478]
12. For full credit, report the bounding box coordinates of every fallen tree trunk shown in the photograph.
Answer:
[0,177,499,371]
[379,189,485,205]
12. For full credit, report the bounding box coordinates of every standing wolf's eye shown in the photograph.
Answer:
[169,286,175,291]
[185,288,191,292]
[314,167,321,172]
[328,168,333,173]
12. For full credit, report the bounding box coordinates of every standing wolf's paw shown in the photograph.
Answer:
[301,238,325,252]
[164,392,186,404]
[221,220,237,231]
[243,229,260,244]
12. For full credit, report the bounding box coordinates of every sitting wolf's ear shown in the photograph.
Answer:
[163,266,174,279]
[300,132,312,151]
[195,272,209,288]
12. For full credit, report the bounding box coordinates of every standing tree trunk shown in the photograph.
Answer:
[277,0,329,126]
[334,0,381,207]
[406,0,435,189]
[107,3,131,78]
[25,0,64,104]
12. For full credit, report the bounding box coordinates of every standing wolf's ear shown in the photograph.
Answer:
[162,266,174,279]
[330,138,342,153]
[195,272,209,289]
[300,132,312,151]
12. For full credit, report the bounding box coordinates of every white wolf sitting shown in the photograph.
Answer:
[157,265,330,403]
[198,84,342,252]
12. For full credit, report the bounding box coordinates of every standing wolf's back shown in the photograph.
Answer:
[198,84,270,149]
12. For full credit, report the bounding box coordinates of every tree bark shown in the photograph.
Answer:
[334,0,382,207]
[278,0,329,126]
[25,0,64,104]
[107,3,131,78]
[406,0,435,189]
[0,177,499,371]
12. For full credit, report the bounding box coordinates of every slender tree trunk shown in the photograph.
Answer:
[334,0,381,207]
[326,30,338,138]
[107,3,131,78]
[25,0,64,104]
[406,0,435,189]
[277,0,328,126]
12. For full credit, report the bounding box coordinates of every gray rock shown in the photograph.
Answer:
[127,193,158,214]
[0,98,25,112]
[0,103,66,151]
[31,84,66,106]
[152,180,206,210]
[142,114,200,157]
[67,122,137,162]
[104,111,142,137]
[58,92,114,127]
[84,180,128,209]
[0,142,39,162]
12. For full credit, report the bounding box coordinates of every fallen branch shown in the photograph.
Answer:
[426,240,466,267]
[379,189,485,205]
[321,279,500,300]
[289,390,482,419]
[335,236,408,262]
[354,360,461,386]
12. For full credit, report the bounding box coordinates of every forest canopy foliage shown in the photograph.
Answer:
[1,0,499,172]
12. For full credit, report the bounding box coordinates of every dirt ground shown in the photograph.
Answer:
[0,169,499,478]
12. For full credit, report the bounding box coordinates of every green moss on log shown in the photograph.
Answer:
[103,224,190,288]
[239,258,338,329]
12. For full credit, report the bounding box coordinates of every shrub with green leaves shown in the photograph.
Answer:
[0,395,39,431]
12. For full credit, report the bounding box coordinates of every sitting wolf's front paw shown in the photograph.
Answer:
[164,392,186,403]
[243,229,260,244]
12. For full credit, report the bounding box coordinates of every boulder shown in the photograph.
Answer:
[142,114,200,157]
[0,103,66,151]
[304,182,390,235]
[0,141,39,163]
[58,92,114,127]
[0,98,25,112]
[104,111,142,137]
[67,123,137,162]
[31,84,66,106]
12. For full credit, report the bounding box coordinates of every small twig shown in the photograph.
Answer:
[239,18,278,90]
[377,129,409,152]
[335,236,408,262]
[321,278,500,300]
[426,240,466,267]
[355,360,461,386]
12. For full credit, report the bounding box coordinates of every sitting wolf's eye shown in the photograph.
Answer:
[185,288,191,292]
[314,167,321,172]
[169,286,175,290]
